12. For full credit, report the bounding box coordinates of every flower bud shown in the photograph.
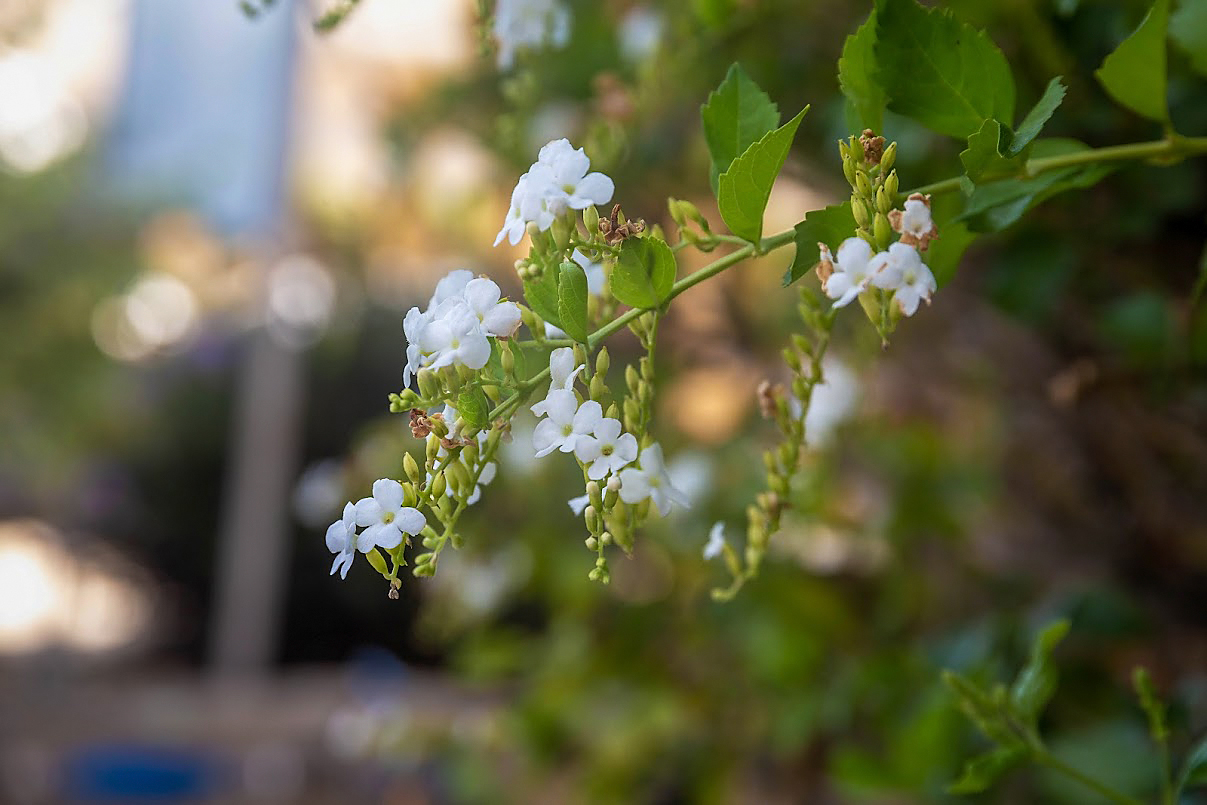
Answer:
[585,506,599,533]
[791,334,811,357]
[873,212,891,250]
[404,453,421,484]
[590,375,606,400]
[595,347,610,378]
[500,342,515,375]
[583,204,599,234]
[587,481,603,510]
[402,483,418,507]
[417,369,439,401]
[588,567,602,581]
[431,471,447,499]
[842,157,857,187]
[851,196,869,228]
[763,451,777,473]
[625,365,640,394]
[881,142,897,173]
[414,551,433,565]
[884,169,899,200]
[413,561,435,578]
[585,536,598,550]
[623,398,640,429]
[668,198,687,227]
[606,402,620,420]
[792,376,808,401]
[426,435,440,462]
[551,214,572,250]
[451,533,464,550]
[639,356,654,381]
[855,171,873,198]
[838,140,851,161]
[781,347,802,373]
[422,535,438,549]
[573,344,588,367]
[462,440,479,466]
[600,530,613,545]
[876,186,891,215]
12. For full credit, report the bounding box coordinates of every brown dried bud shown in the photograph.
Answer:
[859,129,885,165]
[815,243,835,291]
[599,204,646,245]
[409,409,432,439]
[756,380,784,420]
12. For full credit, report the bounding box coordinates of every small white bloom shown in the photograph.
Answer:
[537,138,614,214]
[354,479,425,551]
[429,269,474,308]
[532,391,601,457]
[899,198,936,240]
[572,248,606,295]
[703,521,726,560]
[493,0,571,70]
[823,237,876,308]
[574,417,638,481]
[531,347,585,416]
[886,244,937,316]
[494,164,558,246]
[418,306,491,371]
[618,443,690,517]
[463,277,522,337]
[567,494,590,516]
[325,502,358,579]
[402,306,433,386]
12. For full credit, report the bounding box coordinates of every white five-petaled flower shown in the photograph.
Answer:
[463,277,522,337]
[889,193,938,250]
[822,237,876,307]
[618,443,690,517]
[325,502,358,579]
[417,305,491,372]
[883,243,937,316]
[495,139,614,247]
[574,416,638,481]
[354,479,426,551]
[495,165,557,246]
[492,0,570,71]
[532,392,601,458]
[531,347,585,416]
[703,521,726,560]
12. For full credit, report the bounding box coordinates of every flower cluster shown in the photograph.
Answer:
[492,0,570,71]
[403,270,521,386]
[326,479,426,579]
[495,139,615,246]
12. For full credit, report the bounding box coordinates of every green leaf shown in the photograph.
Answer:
[783,203,856,286]
[1172,0,1207,78]
[1094,0,1170,123]
[948,746,1027,794]
[960,119,1023,182]
[1178,734,1207,792]
[926,220,976,288]
[457,387,489,429]
[874,0,1015,138]
[556,261,589,343]
[717,108,807,244]
[1010,77,1067,156]
[1133,668,1170,745]
[523,267,562,329]
[838,11,886,133]
[612,237,676,309]
[1010,619,1070,729]
[701,64,781,195]
[942,671,1019,747]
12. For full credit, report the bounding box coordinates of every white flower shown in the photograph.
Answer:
[703,521,726,560]
[574,417,638,481]
[495,165,557,246]
[536,138,614,214]
[567,494,590,516]
[532,391,601,457]
[429,269,474,307]
[787,358,859,447]
[433,406,497,506]
[325,502,358,579]
[493,0,570,70]
[463,277,522,337]
[618,443,689,517]
[823,237,876,307]
[402,306,432,386]
[572,248,606,294]
[885,244,937,316]
[899,198,936,240]
[354,479,425,551]
[418,305,491,371]
[531,347,585,416]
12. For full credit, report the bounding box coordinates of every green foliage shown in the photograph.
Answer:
[1010,619,1070,729]
[1094,0,1171,123]
[457,387,490,429]
[960,119,1023,182]
[926,219,976,288]
[874,0,1016,138]
[1178,735,1207,793]
[948,746,1027,794]
[611,236,676,309]
[838,11,885,133]
[1010,77,1067,156]
[524,268,563,329]
[313,0,361,32]
[783,203,856,286]
[1171,0,1207,78]
[717,108,807,243]
[700,64,781,195]
[556,261,589,342]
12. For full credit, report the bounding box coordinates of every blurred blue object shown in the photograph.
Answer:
[106,0,297,237]
[62,745,225,803]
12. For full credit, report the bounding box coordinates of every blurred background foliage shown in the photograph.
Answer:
[1,0,1206,802]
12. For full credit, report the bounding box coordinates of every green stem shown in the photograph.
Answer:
[1033,748,1145,805]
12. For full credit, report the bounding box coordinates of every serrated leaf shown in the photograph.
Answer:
[961,119,1023,182]
[457,387,489,429]
[556,261,589,343]
[1010,619,1070,728]
[523,267,562,329]
[1095,0,1170,123]
[1179,735,1207,792]
[612,237,676,309]
[838,11,886,133]
[1010,77,1066,156]
[1172,0,1207,78]
[701,64,781,195]
[783,203,856,286]
[874,0,1015,138]
[718,108,807,244]
[948,746,1028,794]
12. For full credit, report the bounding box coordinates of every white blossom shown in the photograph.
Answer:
[883,243,937,316]
[572,248,606,294]
[532,391,601,457]
[418,305,491,372]
[618,443,689,517]
[493,0,570,71]
[495,139,613,247]
[567,494,590,516]
[464,277,522,337]
[898,197,936,240]
[354,479,425,551]
[823,237,875,307]
[495,165,557,246]
[531,347,585,417]
[429,269,474,307]
[703,521,726,560]
[574,416,638,481]
[325,502,358,579]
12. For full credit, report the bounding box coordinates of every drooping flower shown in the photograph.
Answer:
[531,347,586,417]
[618,443,690,516]
[574,416,638,481]
[703,521,726,560]
[532,392,601,457]
[325,502,358,579]
[493,0,571,71]
[354,479,426,551]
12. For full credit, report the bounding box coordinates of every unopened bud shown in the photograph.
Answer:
[876,186,891,215]
[606,403,620,419]
[585,536,598,550]
[583,204,599,233]
[590,375,606,400]
[842,157,857,187]
[585,506,599,532]
[417,369,439,400]
[431,471,447,499]
[838,140,851,161]
[668,198,687,227]
[884,169,899,200]
[500,342,515,375]
[874,212,891,249]
[625,365,640,393]
[595,347,610,377]
[413,562,435,578]
[791,334,811,357]
[587,480,603,510]
[881,142,897,173]
[855,172,873,198]
[781,347,802,373]
[404,454,421,484]
[851,197,869,228]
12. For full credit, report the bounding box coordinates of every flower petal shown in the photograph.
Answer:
[532,418,563,458]
[372,478,404,511]
[395,507,426,536]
